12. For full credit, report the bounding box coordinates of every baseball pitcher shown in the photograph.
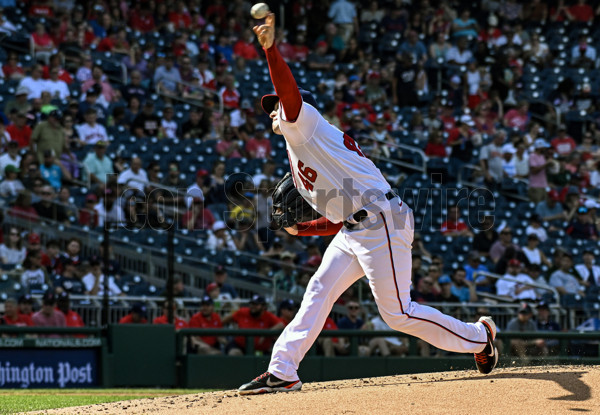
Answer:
[239,13,498,395]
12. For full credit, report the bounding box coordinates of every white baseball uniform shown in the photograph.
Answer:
[268,101,490,382]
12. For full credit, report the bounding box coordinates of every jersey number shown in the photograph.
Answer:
[297,160,317,191]
[343,133,365,158]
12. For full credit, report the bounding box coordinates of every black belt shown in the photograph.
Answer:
[343,191,397,229]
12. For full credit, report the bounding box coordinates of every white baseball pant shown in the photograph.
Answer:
[268,196,489,382]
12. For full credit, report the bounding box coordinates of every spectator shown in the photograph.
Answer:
[575,250,600,289]
[160,104,178,140]
[503,101,530,132]
[367,314,409,357]
[216,126,243,159]
[566,206,599,240]
[21,250,51,292]
[549,253,585,296]
[497,259,538,301]
[119,303,148,324]
[306,41,334,72]
[56,292,84,328]
[522,234,551,267]
[45,66,69,100]
[33,184,68,223]
[437,275,461,302]
[222,294,284,356]
[117,157,148,192]
[8,190,39,222]
[189,295,225,355]
[525,214,548,243]
[83,141,113,185]
[328,0,358,43]
[246,124,272,159]
[186,169,208,209]
[489,227,521,264]
[32,291,66,329]
[120,70,146,104]
[31,109,65,164]
[6,87,32,118]
[182,196,215,230]
[472,214,498,257]
[54,258,85,295]
[445,37,473,65]
[410,275,438,303]
[551,125,576,157]
[132,100,161,138]
[277,299,299,327]
[535,302,561,354]
[0,227,26,266]
[450,268,478,302]
[82,66,115,105]
[41,239,61,275]
[506,303,547,357]
[17,294,34,318]
[39,150,62,191]
[252,160,278,188]
[479,130,506,186]
[153,302,188,329]
[219,75,241,110]
[571,34,596,68]
[441,205,473,237]
[6,113,32,149]
[424,129,447,158]
[212,266,239,299]
[535,190,566,222]
[233,28,259,60]
[181,108,207,139]
[0,165,25,198]
[79,194,99,228]
[153,55,181,96]
[399,30,427,65]
[76,108,109,146]
[81,257,123,296]
[273,251,298,292]
[464,251,491,291]
[206,221,236,251]
[19,64,46,100]
[1,298,33,326]
[452,9,478,39]
[337,300,371,356]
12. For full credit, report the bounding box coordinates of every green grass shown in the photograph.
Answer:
[0,389,212,414]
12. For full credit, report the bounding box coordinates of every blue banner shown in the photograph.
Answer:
[0,349,98,388]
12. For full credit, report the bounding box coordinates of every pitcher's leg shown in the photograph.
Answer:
[349,208,488,353]
[268,233,364,381]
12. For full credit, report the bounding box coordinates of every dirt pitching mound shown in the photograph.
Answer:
[35,365,599,415]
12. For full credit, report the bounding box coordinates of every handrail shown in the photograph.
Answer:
[364,137,428,173]
[473,270,560,305]
[156,79,224,115]
[457,163,530,202]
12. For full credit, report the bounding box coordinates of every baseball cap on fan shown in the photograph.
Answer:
[261,88,319,114]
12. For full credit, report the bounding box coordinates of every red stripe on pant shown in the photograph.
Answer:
[379,212,486,345]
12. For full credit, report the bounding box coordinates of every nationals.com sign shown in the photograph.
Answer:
[0,349,98,388]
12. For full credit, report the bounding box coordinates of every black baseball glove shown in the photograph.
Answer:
[271,173,319,229]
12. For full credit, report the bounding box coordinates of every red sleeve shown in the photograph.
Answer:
[296,216,343,236]
[264,44,302,122]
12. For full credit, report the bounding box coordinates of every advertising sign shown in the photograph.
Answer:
[0,349,98,388]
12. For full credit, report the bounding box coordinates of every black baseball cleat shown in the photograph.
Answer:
[238,372,302,395]
[474,316,498,375]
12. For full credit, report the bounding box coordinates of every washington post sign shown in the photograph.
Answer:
[0,348,98,388]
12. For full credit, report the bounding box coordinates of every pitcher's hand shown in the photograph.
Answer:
[253,13,275,49]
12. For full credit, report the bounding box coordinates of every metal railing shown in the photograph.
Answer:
[457,163,530,202]
[157,79,224,115]
[364,137,428,173]
[474,270,560,305]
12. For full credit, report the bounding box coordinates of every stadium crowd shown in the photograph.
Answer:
[1,0,600,357]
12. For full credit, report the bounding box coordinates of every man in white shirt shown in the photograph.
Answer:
[445,37,473,65]
[575,250,600,288]
[479,131,506,185]
[496,259,537,301]
[82,257,123,296]
[45,67,70,100]
[117,156,148,192]
[0,141,21,180]
[76,108,109,145]
[18,64,47,100]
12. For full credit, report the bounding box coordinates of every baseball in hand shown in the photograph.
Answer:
[251,3,270,19]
